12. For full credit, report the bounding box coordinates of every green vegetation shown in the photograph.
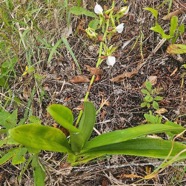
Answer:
[0,1,185,185]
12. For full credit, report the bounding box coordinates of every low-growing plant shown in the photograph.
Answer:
[141,81,163,110]
[3,101,186,185]
[144,7,185,43]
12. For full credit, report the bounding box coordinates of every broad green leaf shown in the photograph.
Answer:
[150,24,171,39]
[9,124,71,153]
[144,7,158,19]
[83,124,184,150]
[169,16,178,37]
[81,138,186,161]
[70,133,84,153]
[166,44,186,54]
[78,102,96,143]
[71,102,96,153]
[12,147,27,165]
[70,6,97,18]
[47,104,79,133]
[32,154,45,186]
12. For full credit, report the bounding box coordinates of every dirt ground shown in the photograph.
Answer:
[1,0,186,185]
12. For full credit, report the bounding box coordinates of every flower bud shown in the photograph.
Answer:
[118,6,129,15]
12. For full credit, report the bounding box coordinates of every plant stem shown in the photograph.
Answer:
[75,6,113,126]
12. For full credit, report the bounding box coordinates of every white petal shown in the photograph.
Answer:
[106,56,116,66]
[116,23,124,33]
[94,3,103,15]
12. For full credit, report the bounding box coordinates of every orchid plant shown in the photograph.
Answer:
[76,1,129,124]
[1,2,186,186]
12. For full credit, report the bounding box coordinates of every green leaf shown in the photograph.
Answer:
[144,7,158,19]
[145,81,152,92]
[170,16,178,37]
[0,148,18,165]
[88,19,100,30]
[0,138,7,147]
[61,37,81,73]
[12,147,27,165]
[47,39,62,63]
[32,154,45,186]
[152,101,159,110]
[81,138,186,161]
[140,102,147,108]
[141,88,149,95]
[71,102,96,152]
[178,24,185,35]
[0,109,17,129]
[9,124,71,153]
[144,95,153,102]
[70,6,97,18]
[144,113,162,124]
[83,124,184,150]
[47,104,79,133]
[154,96,163,101]
[78,102,96,143]
[150,24,171,39]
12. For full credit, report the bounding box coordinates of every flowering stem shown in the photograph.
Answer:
[75,5,113,126]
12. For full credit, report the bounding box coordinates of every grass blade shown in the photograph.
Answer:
[61,37,82,73]
[47,39,62,63]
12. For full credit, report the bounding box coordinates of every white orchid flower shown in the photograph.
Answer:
[106,56,116,66]
[94,3,103,15]
[116,23,124,33]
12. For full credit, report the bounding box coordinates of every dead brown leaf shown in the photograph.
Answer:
[23,87,31,100]
[162,9,183,20]
[85,65,103,75]
[70,75,90,83]
[155,108,168,115]
[110,69,138,82]
[147,76,157,86]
